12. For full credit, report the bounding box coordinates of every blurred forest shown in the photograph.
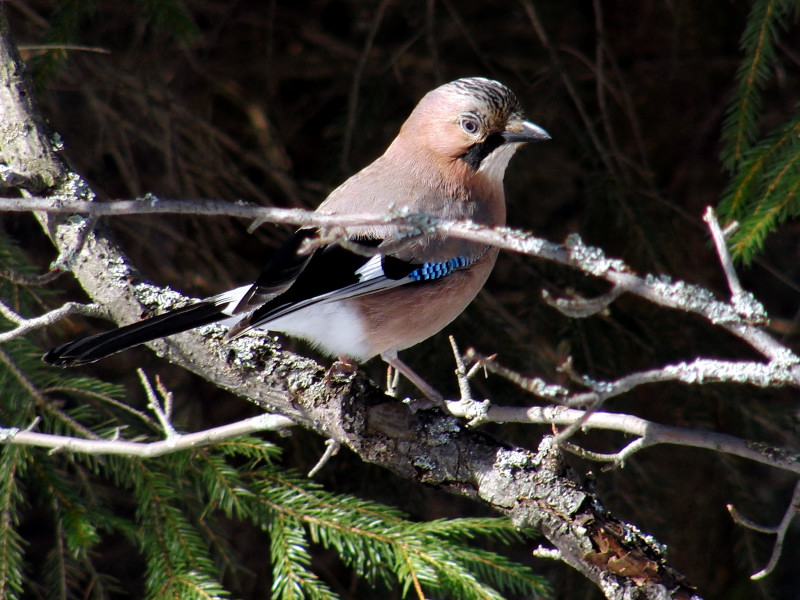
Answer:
[3,0,800,598]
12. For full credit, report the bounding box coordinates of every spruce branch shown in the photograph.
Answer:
[720,0,786,170]
[717,0,800,262]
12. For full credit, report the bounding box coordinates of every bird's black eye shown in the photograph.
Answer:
[460,115,481,135]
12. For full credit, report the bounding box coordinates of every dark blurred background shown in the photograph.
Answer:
[4,1,800,598]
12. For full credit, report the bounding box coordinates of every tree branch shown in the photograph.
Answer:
[0,299,106,343]
[444,402,800,475]
[2,195,794,380]
[729,480,800,581]
[0,412,295,457]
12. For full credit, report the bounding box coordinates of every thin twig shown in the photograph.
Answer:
[560,440,631,464]
[522,0,612,172]
[446,336,491,426]
[541,285,623,318]
[308,438,341,477]
[464,349,569,401]
[729,480,800,580]
[137,369,177,439]
[704,206,744,299]
[0,413,296,457]
[466,350,797,408]
[592,0,628,184]
[443,403,800,476]
[449,336,472,402]
[17,44,111,55]
[0,301,105,343]
[155,375,174,425]
[727,505,779,535]
[425,0,442,82]
[0,265,64,286]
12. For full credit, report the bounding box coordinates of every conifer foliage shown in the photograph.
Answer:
[718,0,800,262]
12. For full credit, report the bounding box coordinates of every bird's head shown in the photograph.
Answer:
[399,77,550,180]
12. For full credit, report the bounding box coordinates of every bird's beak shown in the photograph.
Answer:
[502,120,551,144]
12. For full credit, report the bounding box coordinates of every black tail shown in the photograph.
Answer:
[43,301,229,366]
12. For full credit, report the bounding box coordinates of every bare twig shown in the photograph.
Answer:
[444,402,800,475]
[0,413,295,457]
[446,336,491,426]
[307,438,341,477]
[729,480,800,580]
[137,369,177,439]
[17,44,111,55]
[0,265,64,286]
[704,206,744,298]
[466,351,798,408]
[703,207,768,325]
[0,196,455,237]
[440,0,495,75]
[559,439,636,465]
[463,348,800,473]
[592,0,628,184]
[0,300,105,343]
[541,285,623,318]
[465,349,569,401]
[521,0,612,172]
[727,505,779,535]
[425,0,443,81]
[449,336,473,402]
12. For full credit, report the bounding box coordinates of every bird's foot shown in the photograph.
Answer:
[325,356,359,386]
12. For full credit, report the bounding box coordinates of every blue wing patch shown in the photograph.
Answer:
[408,256,474,281]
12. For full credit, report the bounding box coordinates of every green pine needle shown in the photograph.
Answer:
[717,0,800,262]
[0,447,28,600]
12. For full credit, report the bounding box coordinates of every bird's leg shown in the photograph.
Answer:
[380,350,445,409]
[385,363,401,398]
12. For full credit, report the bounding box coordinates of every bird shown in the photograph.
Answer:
[44,77,550,401]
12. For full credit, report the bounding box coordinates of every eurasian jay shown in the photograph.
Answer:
[44,77,550,400]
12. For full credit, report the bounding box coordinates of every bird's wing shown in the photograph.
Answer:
[231,228,318,313]
[226,232,488,339]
